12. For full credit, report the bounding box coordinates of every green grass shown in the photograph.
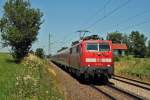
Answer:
[0,53,24,99]
[0,53,64,100]
[115,56,150,81]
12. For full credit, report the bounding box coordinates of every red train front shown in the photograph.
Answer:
[80,40,114,78]
[52,35,114,80]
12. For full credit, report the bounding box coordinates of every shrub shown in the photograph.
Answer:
[35,48,45,59]
[114,56,120,62]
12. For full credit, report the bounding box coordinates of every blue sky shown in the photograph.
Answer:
[0,0,150,54]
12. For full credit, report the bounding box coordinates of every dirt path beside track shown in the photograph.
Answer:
[48,62,110,100]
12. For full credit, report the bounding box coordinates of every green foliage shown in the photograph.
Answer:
[114,56,120,62]
[146,40,150,57]
[0,0,43,62]
[14,57,41,99]
[115,56,150,80]
[0,53,24,99]
[46,54,52,58]
[129,31,147,58]
[14,55,64,100]
[106,31,149,58]
[122,34,130,49]
[106,31,124,43]
[35,48,45,58]
[0,53,64,100]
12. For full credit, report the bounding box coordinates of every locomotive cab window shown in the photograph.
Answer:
[87,43,98,51]
[99,43,110,51]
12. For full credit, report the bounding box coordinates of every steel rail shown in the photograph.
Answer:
[113,75,150,86]
[91,83,146,100]
[90,85,116,100]
[51,61,146,99]
[107,83,146,100]
[112,77,150,91]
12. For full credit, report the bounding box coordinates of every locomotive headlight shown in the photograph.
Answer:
[101,58,112,62]
[86,58,96,62]
[107,64,111,67]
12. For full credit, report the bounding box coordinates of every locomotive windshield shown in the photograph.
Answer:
[99,43,110,51]
[87,43,98,51]
[87,42,110,51]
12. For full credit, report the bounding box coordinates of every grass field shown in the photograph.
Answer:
[0,53,64,100]
[115,56,150,82]
[0,53,23,99]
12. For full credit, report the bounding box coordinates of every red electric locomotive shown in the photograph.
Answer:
[51,35,114,80]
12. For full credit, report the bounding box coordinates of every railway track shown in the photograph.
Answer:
[90,83,145,100]
[113,75,150,90]
[52,62,149,99]
[110,75,150,99]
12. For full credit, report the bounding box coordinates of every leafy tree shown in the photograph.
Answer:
[106,31,123,43]
[35,48,45,58]
[46,54,52,58]
[0,0,43,62]
[129,31,147,58]
[146,40,150,57]
[122,34,130,55]
[29,50,34,54]
[122,34,129,45]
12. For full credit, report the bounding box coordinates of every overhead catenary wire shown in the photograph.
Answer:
[50,33,73,52]
[61,0,111,46]
[80,0,111,28]
[109,8,150,32]
[115,8,150,26]
[54,0,131,49]
[121,18,150,31]
[103,0,111,16]
[52,1,150,54]
[59,0,129,48]
[85,0,131,29]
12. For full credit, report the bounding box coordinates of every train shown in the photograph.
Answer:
[51,35,114,80]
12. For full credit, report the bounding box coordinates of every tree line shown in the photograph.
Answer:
[107,31,150,58]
